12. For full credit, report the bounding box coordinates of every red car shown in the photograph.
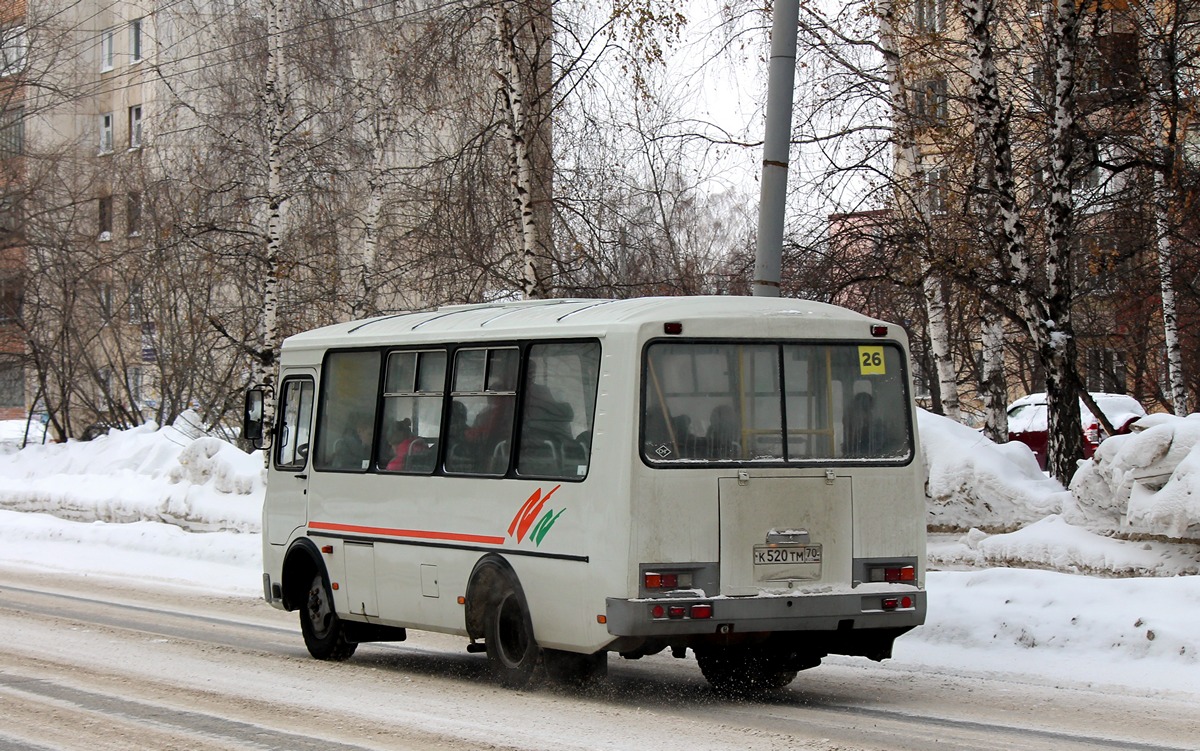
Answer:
[1007,392,1146,470]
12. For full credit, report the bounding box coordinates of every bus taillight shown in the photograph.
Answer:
[870,565,916,583]
[644,571,693,590]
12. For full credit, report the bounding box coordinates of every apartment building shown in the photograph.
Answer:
[1,0,28,421]
[852,0,1200,410]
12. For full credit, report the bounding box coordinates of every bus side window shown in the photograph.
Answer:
[275,378,314,470]
[313,351,382,472]
[517,341,600,479]
[445,348,518,475]
[378,350,446,474]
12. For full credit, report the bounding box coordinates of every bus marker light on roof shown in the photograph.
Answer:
[870,324,888,337]
[664,322,683,335]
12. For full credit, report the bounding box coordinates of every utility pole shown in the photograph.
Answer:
[752,0,799,297]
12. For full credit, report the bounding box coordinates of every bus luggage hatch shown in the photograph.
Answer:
[717,475,853,597]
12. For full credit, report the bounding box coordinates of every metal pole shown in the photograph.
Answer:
[752,0,799,297]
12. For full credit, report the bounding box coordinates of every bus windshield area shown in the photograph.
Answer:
[643,341,913,465]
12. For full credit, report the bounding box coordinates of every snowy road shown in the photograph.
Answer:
[0,567,1193,751]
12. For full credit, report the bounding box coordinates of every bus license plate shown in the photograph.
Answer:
[753,544,822,565]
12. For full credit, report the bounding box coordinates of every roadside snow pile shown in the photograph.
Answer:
[919,410,1065,531]
[910,568,1200,668]
[1070,414,1200,540]
[0,412,262,532]
[928,517,1200,576]
[0,418,46,453]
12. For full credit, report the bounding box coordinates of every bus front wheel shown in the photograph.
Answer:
[300,572,357,661]
[695,646,797,696]
[484,579,539,687]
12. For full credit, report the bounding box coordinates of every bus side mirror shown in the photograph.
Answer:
[243,389,266,448]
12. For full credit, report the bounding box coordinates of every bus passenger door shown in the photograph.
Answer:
[717,475,853,596]
[266,373,316,546]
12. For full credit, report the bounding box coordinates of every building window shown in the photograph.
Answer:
[99,284,113,321]
[0,107,23,157]
[100,113,114,153]
[2,25,27,77]
[0,196,15,238]
[98,196,113,240]
[913,76,948,125]
[1087,348,1126,393]
[130,18,143,63]
[128,105,142,149]
[0,359,23,409]
[127,192,142,236]
[100,28,115,71]
[914,0,946,33]
[128,284,143,324]
[0,275,22,322]
[924,166,949,215]
[126,367,142,403]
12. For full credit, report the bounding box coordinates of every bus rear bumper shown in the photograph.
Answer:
[605,589,926,640]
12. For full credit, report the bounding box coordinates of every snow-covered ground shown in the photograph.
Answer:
[0,411,1197,695]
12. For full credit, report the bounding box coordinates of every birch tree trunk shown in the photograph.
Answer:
[963,0,1091,463]
[878,0,959,420]
[494,0,548,300]
[962,0,1016,441]
[1040,0,1084,483]
[255,0,285,441]
[1138,4,1189,415]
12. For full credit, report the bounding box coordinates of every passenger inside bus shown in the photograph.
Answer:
[522,361,575,441]
[705,404,740,459]
[457,361,518,473]
[329,413,373,470]
[843,392,895,457]
[384,418,428,472]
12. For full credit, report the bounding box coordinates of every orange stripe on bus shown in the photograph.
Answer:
[308,521,505,546]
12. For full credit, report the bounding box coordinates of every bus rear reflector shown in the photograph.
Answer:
[650,602,714,620]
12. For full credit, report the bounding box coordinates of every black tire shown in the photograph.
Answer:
[544,648,607,687]
[299,572,357,661]
[695,647,797,696]
[484,576,539,688]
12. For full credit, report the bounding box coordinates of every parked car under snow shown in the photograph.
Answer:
[1007,392,1147,470]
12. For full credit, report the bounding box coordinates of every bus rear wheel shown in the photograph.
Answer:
[484,580,539,688]
[695,646,797,696]
[300,572,357,661]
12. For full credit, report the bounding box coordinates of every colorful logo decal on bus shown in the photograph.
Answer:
[508,484,564,547]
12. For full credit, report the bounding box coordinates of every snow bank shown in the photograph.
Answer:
[1070,414,1200,540]
[907,566,1200,671]
[0,412,263,532]
[919,409,1065,531]
[928,517,1200,577]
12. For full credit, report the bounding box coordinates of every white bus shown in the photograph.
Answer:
[247,296,926,693]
